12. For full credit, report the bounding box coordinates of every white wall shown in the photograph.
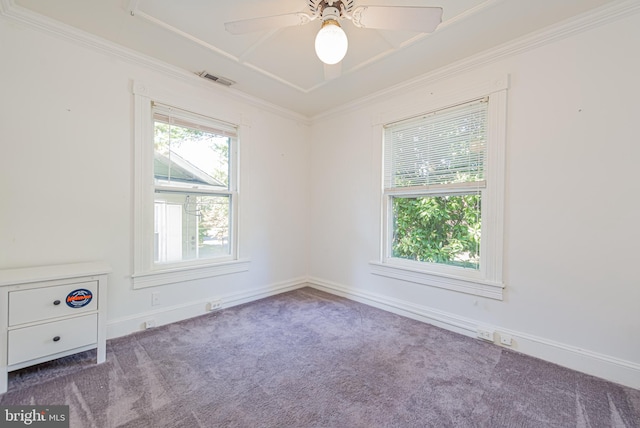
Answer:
[0,18,310,336]
[309,12,640,388]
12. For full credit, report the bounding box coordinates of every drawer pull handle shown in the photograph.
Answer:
[53,300,61,306]
[53,336,61,342]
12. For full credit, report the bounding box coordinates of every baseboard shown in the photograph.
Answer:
[307,277,640,390]
[106,277,307,339]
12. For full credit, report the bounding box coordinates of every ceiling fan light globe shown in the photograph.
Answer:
[315,21,348,65]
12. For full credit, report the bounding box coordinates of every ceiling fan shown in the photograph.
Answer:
[224,0,443,66]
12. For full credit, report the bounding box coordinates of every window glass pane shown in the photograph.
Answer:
[154,119,230,191]
[392,193,481,270]
[154,193,230,263]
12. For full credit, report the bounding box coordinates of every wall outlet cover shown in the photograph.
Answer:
[477,328,495,342]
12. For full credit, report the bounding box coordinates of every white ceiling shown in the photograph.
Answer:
[11,0,618,117]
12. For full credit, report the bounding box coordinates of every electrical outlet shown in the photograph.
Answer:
[476,328,494,342]
[207,299,223,312]
[152,292,160,306]
[499,333,513,346]
[144,320,156,329]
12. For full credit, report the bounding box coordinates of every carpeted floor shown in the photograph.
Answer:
[1,287,639,427]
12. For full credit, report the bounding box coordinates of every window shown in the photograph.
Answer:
[373,88,506,300]
[386,100,486,270]
[153,104,234,264]
[133,83,248,288]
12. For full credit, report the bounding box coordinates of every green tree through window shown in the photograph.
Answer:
[392,194,481,269]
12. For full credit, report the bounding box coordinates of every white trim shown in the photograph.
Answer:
[385,181,486,195]
[484,87,507,282]
[369,261,503,300]
[132,88,152,281]
[108,276,306,338]
[132,259,250,289]
[307,277,640,390]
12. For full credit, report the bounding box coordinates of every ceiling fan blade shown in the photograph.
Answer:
[224,12,313,35]
[351,6,443,33]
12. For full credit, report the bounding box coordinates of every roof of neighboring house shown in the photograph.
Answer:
[154,151,226,189]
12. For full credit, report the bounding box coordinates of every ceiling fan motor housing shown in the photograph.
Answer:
[310,0,354,19]
[322,7,341,22]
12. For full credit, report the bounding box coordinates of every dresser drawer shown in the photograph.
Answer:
[8,281,98,326]
[7,314,98,365]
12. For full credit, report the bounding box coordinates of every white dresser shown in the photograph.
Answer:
[0,262,110,394]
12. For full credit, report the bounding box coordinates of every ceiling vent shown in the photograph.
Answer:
[198,71,235,87]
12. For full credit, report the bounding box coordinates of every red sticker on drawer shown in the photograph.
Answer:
[66,288,93,308]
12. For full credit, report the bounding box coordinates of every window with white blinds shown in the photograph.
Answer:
[375,89,506,300]
[384,99,488,191]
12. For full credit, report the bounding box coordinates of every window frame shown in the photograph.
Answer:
[132,82,248,289]
[371,77,508,300]
[152,103,236,265]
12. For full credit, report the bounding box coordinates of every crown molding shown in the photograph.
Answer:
[313,0,640,121]
[0,0,312,125]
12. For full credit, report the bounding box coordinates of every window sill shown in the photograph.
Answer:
[369,261,503,300]
[132,259,250,289]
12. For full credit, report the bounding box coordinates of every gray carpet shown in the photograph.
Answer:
[1,287,639,427]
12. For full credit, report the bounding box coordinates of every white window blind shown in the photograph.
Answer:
[153,103,237,138]
[384,99,488,190]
